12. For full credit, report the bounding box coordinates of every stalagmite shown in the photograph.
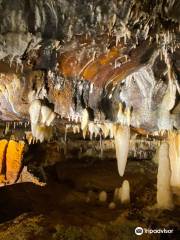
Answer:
[114,124,130,177]
[157,142,173,209]
[6,140,25,184]
[118,187,122,201]
[121,180,130,204]
[109,202,116,209]
[168,132,180,189]
[98,191,107,202]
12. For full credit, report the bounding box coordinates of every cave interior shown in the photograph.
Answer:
[0,0,180,239]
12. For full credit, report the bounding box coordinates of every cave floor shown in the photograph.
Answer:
[0,159,179,240]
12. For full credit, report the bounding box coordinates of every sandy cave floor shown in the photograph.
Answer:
[0,158,179,240]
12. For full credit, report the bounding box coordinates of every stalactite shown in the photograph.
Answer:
[41,105,53,124]
[29,99,42,124]
[5,122,10,135]
[29,99,55,142]
[117,102,131,126]
[81,109,89,139]
[25,132,34,145]
[114,124,130,177]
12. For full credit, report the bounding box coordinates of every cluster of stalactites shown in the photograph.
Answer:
[80,108,130,177]
[29,99,56,143]
[117,103,131,126]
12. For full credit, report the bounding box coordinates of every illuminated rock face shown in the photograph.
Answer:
[6,140,25,184]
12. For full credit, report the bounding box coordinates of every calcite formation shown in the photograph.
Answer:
[157,142,174,209]
[114,124,130,176]
[121,180,131,204]
[168,131,180,189]
[29,99,55,142]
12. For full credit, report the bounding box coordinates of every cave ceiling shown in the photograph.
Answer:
[0,0,179,129]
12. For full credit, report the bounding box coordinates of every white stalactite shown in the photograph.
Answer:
[41,105,52,124]
[29,99,41,124]
[114,124,130,177]
[81,108,89,139]
[46,112,56,126]
[29,99,55,143]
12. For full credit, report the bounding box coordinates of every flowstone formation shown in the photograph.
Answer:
[0,139,25,185]
[0,0,179,237]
